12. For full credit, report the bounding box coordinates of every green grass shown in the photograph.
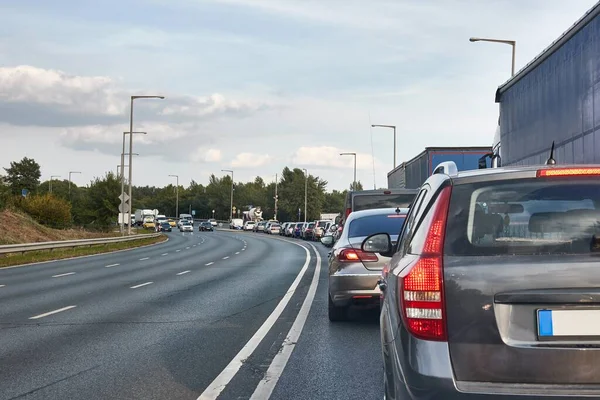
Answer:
[0,235,167,268]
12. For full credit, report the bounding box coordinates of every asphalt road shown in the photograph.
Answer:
[0,229,382,400]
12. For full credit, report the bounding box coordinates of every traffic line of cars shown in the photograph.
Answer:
[318,160,600,399]
[242,219,336,241]
[154,216,218,233]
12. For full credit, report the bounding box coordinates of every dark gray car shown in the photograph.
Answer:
[364,163,600,399]
[327,207,407,321]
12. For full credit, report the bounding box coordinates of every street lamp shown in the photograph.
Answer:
[469,37,516,76]
[120,128,145,235]
[302,168,308,222]
[169,174,179,219]
[371,124,397,169]
[340,152,357,191]
[68,171,81,199]
[274,173,279,221]
[49,175,61,194]
[127,95,165,235]
[221,169,234,221]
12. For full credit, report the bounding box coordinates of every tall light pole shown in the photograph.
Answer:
[340,152,357,191]
[274,173,279,221]
[221,169,234,221]
[120,127,145,235]
[302,168,308,222]
[68,171,81,200]
[371,124,397,169]
[127,95,165,235]
[49,175,61,194]
[169,174,179,219]
[469,37,516,76]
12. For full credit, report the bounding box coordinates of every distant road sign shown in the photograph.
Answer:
[118,203,130,213]
[21,189,28,197]
[192,210,196,216]
[118,193,130,203]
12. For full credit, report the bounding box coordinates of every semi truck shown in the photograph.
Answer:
[134,209,158,226]
[387,146,492,189]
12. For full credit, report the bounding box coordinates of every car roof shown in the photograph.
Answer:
[347,207,409,221]
[438,164,600,184]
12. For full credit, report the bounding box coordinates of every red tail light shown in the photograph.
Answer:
[537,167,600,177]
[345,208,352,219]
[338,248,379,262]
[399,185,451,341]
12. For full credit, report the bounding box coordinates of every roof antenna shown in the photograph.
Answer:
[545,141,556,165]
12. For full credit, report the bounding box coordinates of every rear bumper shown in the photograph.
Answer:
[329,273,381,307]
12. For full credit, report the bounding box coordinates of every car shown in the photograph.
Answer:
[285,223,295,236]
[266,223,281,235]
[179,221,193,232]
[199,221,213,231]
[243,221,256,231]
[168,219,177,227]
[230,218,244,230]
[325,207,407,322]
[279,222,289,236]
[312,220,331,240]
[143,219,155,229]
[208,218,218,227]
[293,222,304,238]
[254,221,267,233]
[368,161,600,399]
[159,222,172,232]
[302,222,315,240]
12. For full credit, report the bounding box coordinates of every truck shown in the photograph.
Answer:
[320,213,339,221]
[134,209,155,226]
[387,146,492,189]
[243,207,263,222]
[493,2,600,167]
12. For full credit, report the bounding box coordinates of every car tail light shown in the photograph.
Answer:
[345,208,351,219]
[537,167,600,177]
[399,186,451,341]
[338,248,378,262]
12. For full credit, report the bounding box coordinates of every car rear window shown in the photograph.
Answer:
[353,194,415,212]
[445,179,600,256]
[317,221,328,227]
[347,214,406,238]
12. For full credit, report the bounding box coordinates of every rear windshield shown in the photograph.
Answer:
[445,179,600,256]
[308,223,315,228]
[271,224,280,228]
[317,221,328,227]
[353,194,415,212]
[348,214,406,238]
[296,223,303,228]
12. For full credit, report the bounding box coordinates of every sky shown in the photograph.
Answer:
[0,0,597,191]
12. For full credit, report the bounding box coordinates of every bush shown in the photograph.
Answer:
[19,194,72,229]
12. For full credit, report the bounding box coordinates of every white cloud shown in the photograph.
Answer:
[159,93,268,118]
[191,147,222,163]
[231,152,273,168]
[291,146,381,170]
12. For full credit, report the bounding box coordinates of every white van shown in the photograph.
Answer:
[230,218,244,229]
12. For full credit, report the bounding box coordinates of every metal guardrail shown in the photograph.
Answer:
[0,233,162,255]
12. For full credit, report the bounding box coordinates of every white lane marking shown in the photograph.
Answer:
[177,270,191,276]
[161,253,169,256]
[250,244,321,399]
[241,249,246,251]
[130,281,153,289]
[176,250,181,252]
[186,247,190,249]
[29,305,76,320]
[197,244,311,400]
[105,263,120,268]
[235,252,240,255]
[193,245,197,247]
[205,262,214,266]
[139,257,150,261]
[0,285,5,288]
[52,272,75,278]
[222,256,229,260]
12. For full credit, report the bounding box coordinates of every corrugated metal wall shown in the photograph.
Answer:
[499,16,600,165]
[405,153,429,189]
[387,164,406,189]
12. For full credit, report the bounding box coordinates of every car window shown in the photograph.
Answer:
[347,214,406,238]
[445,179,600,256]
[397,187,428,256]
[353,193,416,211]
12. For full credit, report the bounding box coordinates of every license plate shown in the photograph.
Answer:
[537,309,600,338]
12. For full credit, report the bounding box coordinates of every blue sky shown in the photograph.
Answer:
[1,0,597,190]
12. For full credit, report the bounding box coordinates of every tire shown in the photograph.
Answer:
[328,295,348,322]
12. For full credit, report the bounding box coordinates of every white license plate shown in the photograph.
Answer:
[538,309,600,337]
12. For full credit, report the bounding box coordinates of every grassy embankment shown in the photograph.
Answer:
[0,209,166,268]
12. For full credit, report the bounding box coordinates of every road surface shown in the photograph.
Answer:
[0,230,382,400]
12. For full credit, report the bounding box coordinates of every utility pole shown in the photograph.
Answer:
[274,173,278,221]
[221,169,234,221]
[68,171,81,201]
[49,175,60,194]
[168,175,179,219]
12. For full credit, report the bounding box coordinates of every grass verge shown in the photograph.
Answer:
[0,235,167,268]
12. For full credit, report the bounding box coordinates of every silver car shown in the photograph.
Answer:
[325,207,408,322]
[179,221,193,232]
[366,162,600,399]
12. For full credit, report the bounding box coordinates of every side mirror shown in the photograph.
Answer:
[361,233,393,255]
[320,236,334,247]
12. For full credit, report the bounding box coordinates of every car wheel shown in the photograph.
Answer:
[328,295,348,322]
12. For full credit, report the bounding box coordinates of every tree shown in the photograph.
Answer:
[4,157,41,195]
[80,172,121,229]
[350,181,364,191]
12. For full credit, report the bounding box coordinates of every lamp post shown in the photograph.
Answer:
[221,169,234,221]
[469,37,516,76]
[274,173,279,221]
[169,174,179,219]
[371,124,397,169]
[120,126,145,235]
[302,168,308,222]
[49,175,61,194]
[127,95,165,235]
[68,171,81,200]
[340,152,357,191]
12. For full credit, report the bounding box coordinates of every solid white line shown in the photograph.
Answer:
[105,263,120,268]
[52,272,75,278]
[161,253,169,256]
[205,262,214,266]
[222,256,229,260]
[176,250,181,252]
[177,270,191,276]
[250,244,321,399]
[139,257,150,261]
[197,244,311,400]
[0,285,5,288]
[235,252,240,255]
[130,281,153,289]
[29,305,76,320]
